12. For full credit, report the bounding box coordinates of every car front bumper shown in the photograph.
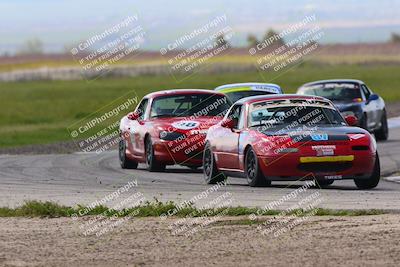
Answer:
[152,134,206,166]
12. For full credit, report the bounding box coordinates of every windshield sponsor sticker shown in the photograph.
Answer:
[251,85,281,93]
[311,133,328,141]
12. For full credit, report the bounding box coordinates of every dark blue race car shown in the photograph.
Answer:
[297,79,388,141]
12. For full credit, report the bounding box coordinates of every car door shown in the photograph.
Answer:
[215,104,243,170]
[361,84,378,129]
[129,98,149,156]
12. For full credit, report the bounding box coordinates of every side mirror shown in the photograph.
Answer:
[345,115,358,126]
[127,112,140,120]
[368,94,379,102]
[221,119,235,129]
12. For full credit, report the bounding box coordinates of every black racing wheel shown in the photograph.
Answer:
[119,137,138,169]
[203,142,226,184]
[245,147,271,187]
[145,137,166,172]
[354,153,380,189]
[375,111,389,141]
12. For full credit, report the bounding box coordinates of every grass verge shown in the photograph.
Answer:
[0,200,386,218]
[1,63,400,148]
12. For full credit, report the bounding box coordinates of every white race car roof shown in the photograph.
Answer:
[215,83,283,94]
[299,79,364,89]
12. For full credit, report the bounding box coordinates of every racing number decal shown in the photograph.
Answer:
[172,121,200,130]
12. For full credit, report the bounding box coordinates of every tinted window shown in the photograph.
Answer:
[226,104,243,129]
[150,94,230,118]
[226,90,275,103]
[300,83,362,102]
[136,99,148,120]
[361,85,371,100]
[248,104,346,128]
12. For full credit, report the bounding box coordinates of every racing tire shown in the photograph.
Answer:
[354,153,380,189]
[375,111,389,141]
[245,147,271,187]
[145,137,166,172]
[119,138,138,169]
[203,143,226,184]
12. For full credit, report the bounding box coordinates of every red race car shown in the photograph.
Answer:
[203,94,380,189]
[119,89,231,171]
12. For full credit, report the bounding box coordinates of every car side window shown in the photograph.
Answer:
[136,99,148,120]
[361,85,371,100]
[226,104,243,129]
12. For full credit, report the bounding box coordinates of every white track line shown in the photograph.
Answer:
[389,116,400,129]
[385,176,400,184]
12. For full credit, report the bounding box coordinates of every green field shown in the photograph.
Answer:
[1,63,400,148]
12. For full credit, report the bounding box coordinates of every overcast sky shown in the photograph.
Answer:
[1,0,399,53]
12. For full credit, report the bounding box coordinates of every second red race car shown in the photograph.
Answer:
[119,89,231,171]
[203,94,380,189]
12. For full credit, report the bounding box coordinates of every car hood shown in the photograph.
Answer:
[149,116,223,132]
[259,125,368,141]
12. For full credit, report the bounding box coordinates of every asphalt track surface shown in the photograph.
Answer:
[1,118,400,210]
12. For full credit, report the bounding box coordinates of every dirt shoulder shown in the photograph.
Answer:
[0,215,399,267]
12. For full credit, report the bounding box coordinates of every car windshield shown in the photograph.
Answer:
[248,104,346,128]
[300,83,362,101]
[150,93,231,118]
[226,90,275,103]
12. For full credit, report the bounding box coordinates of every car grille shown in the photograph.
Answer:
[291,135,349,142]
[161,132,186,141]
[352,146,369,151]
